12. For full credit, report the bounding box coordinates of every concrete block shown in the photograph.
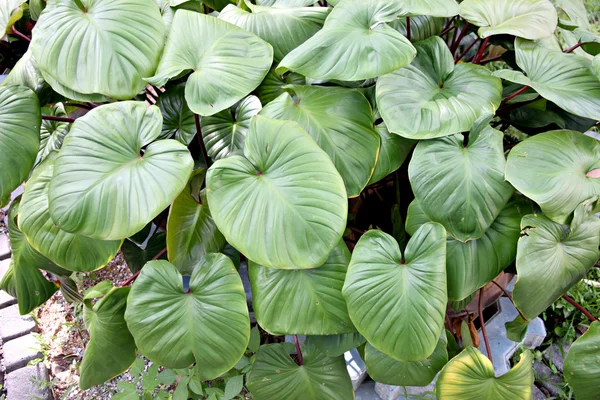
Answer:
[345,349,367,390]
[0,258,10,281]
[0,290,17,309]
[542,343,570,373]
[533,360,561,397]
[355,381,381,400]
[3,334,43,373]
[0,234,10,259]
[533,384,546,400]
[6,363,51,400]
[374,382,436,400]
[0,304,36,341]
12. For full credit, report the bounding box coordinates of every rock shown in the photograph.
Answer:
[5,363,51,400]
[0,234,10,260]
[345,348,367,390]
[533,384,547,400]
[374,382,436,400]
[0,290,17,309]
[0,304,36,342]
[238,262,252,306]
[355,381,381,400]
[3,334,43,373]
[533,360,562,398]
[542,343,570,373]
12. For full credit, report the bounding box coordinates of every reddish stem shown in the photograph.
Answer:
[120,247,167,287]
[439,17,456,37]
[11,26,31,42]
[562,294,598,322]
[490,280,526,320]
[480,54,504,64]
[472,37,489,64]
[501,85,531,105]
[455,37,480,63]
[478,288,493,363]
[42,115,76,123]
[564,42,586,53]
[293,335,304,366]
[451,22,470,55]
[348,226,365,236]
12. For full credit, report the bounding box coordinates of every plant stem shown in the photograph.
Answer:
[11,26,31,42]
[455,37,479,63]
[478,288,493,364]
[480,54,504,64]
[564,42,587,53]
[451,22,470,55]
[120,247,167,287]
[439,17,456,38]
[406,17,411,41]
[293,335,304,366]
[41,115,76,123]
[501,85,531,105]
[490,280,526,321]
[194,114,212,169]
[348,226,365,236]
[562,294,598,322]
[472,37,489,64]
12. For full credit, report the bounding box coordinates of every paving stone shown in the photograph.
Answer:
[345,348,367,390]
[374,382,436,400]
[5,363,51,400]
[356,381,381,400]
[238,262,252,306]
[533,360,561,397]
[0,304,36,341]
[3,334,43,373]
[533,384,547,400]
[0,290,17,309]
[542,343,570,373]
[0,234,10,259]
[0,258,10,281]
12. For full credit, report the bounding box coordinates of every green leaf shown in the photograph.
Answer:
[248,326,261,353]
[397,0,459,17]
[368,123,415,185]
[223,375,244,400]
[200,95,262,160]
[408,126,513,242]
[305,332,365,357]
[84,281,114,301]
[512,200,600,320]
[389,15,445,42]
[493,39,600,121]
[436,348,534,399]
[564,321,600,400]
[246,343,353,400]
[261,85,379,197]
[276,0,416,81]
[0,0,25,36]
[460,321,474,348]
[147,10,272,116]
[19,155,122,272]
[28,0,44,20]
[255,0,315,6]
[377,36,502,139]
[505,130,600,225]
[0,85,40,202]
[58,275,83,304]
[156,84,196,145]
[121,232,167,274]
[365,334,448,387]
[125,256,249,379]
[36,103,70,165]
[167,172,226,275]
[406,199,525,301]
[249,240,354,335]
[206,116,347,269]
[255,66,305,106]
[459,0,557,39]
[30,0,165,99]
[0,50,48,100]
[343,224,447,362]
[505,315,529,343]
[157,369,178,385]
[48,102,194,240]
[80,287,136,389]
[219,3,329,62]
[173,378,190,400]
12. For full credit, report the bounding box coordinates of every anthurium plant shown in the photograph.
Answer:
[1,0,599,398]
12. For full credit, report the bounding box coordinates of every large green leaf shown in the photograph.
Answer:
[406,199,526,301]
[256,0,315,6]
[365,334,448,387]
[30,0,165,99]
[505,130,600,225]
[435,348,534,399]
[167,171,226,275]
[200,95,261,160]
[125,256,249,378]
[304,332,365,357]
[19,155,122,272]
[121,231,167,274]
[397,0,459,17]
[368,123,415,185]
[276,0,416,81]
[147,10,272,116]
[80,286,136,390]
[0,50,48,100]
[249,240,354,335]
[156,84,196,145]
[389,15,445,42]
[459,0,557,39]
[261,85,380,197]
[255,66,305,106]
[206,116,347,269]
[377,37,502,139]
[512,201,600,320]
[36,103,70,165]
[48,102,194,240]
[564,321,600,400]
[219,2,329,62]
[342,224,447,362]
[493,39,600,121]
[408,126,513,242]
[246,343,354,400]
[0,85,40,203]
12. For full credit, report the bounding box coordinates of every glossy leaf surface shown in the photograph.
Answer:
[563,321,600,400]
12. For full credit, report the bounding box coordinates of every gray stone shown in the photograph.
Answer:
[533,384,546,400]
[345,349,367,390]
[542,343,570,373]
[238,262,252,306]
[0,258,10,281]
[3,334,43,373]
[374,382,436,400]
[0,290,17,309]
[0,234,10,260]
[5,363,51,400]
[533,360,561,397]
[0,304,36,341]
[355,381,381,400]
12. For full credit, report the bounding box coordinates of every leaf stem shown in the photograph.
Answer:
[490,280,526,321]
[451,22,470,55]
[41,115,76,123]
[455,37,479,64]
[120,247,167,287]
[564,42,587,53]
[472,37,489,64]
[194,114,212,169]
[406,17,411,41]
[439,17,456,37]
[478,288,493,364]
[11,26,31,42]
[480,54,504,64]
[501,85,531,105]
[561,294,598,322]
[348,226,365,237]
[293,335,304,366]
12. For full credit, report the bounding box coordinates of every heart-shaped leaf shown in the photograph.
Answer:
[147,10,272,116]
[0,85,40,203]
[304,332,366,357]
[0,0,25,37]
[368,123,415,185]
[459,0,557,39]
[30,0,165,99]
[125,256,249,379]
[406,198,527,301]
[493,39,600,122]
[0,50,48,100]
[19,155,122,272]
[377,36,502,139]
[512,200,600,320]
[219,2,329,62]
[201,95,261,160]
[389,15,445,42]
[249,240,354,335]
[246,343,354,400]
[80,286,136,390]
[48,101,194,240]
[255,67,305,106]
[564,321,600,400]
[276,0,416,81]
[409,126,513,242]
[435,348,534,399]
[261,85,380,197]
[505,130,600,225]
[343,224,447,362]
[156,84,196,145]
[365,334,448,387]
[36,103,70,165]
[206,116,347,269]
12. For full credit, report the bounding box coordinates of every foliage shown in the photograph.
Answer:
[0,0,599,399]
